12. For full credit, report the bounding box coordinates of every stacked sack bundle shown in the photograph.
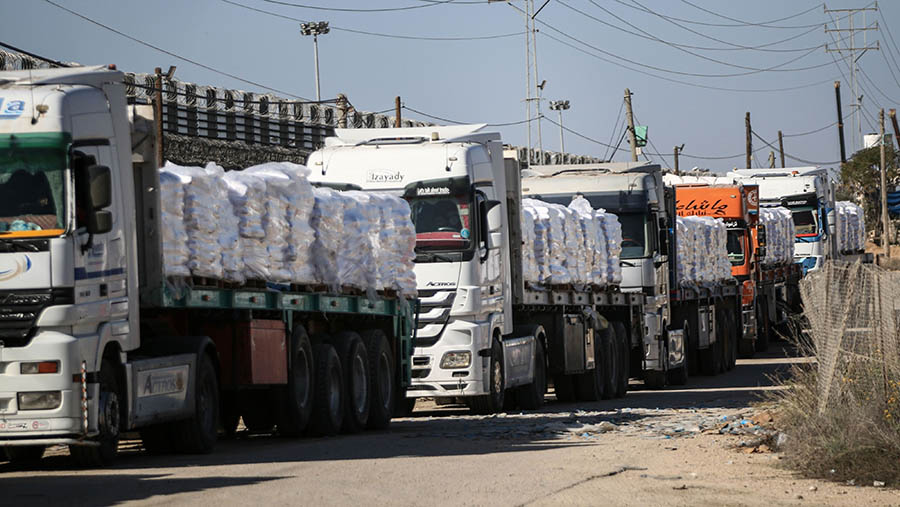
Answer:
[223,171,270,281]
[520,206,541,283]
[162,162,225,280]
[159,167,191,277]
[597,211,623,285]
[310,187,345,291]
[387,196,417,295]
[759,206,795,266]
[522,199,571,284]
[341,191,379,292]
[676,216,731,286]
[836,201,866,253]
[201,163,242,283]
[568,197,609,287]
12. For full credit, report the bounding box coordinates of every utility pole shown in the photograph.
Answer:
[777,130,785,168]
[624,88,638,162]
[890,109,900,151]
[549,99,570,152]
[825,5,879,151]
[394,96,401,128]
[880,108,889,254]
[673,144,683,175]
[835,81,847,163]
[153,67,164,168]
[768,151,776,168]
[300,21,330,102]
[745,112,752,169]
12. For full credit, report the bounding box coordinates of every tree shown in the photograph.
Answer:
[838,144,899,237]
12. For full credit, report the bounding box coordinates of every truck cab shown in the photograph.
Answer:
[730,168,837,273]
[307,125,513,406]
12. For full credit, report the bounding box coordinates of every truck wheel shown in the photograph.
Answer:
[517,339,546,410]
[331,331,370,433]
[612,321,629,398]
[5,446,45,465]
[467,338,505,414]
[699,321,722,376]
[756,300,771,352]
[553,375,576,402]
[575,327,611,401]
[361,329,396,429]
[173,353,219,454]
[70,358,122,466]
[309,343,344,436]
[277,324,315,437]
[667,321,689,386]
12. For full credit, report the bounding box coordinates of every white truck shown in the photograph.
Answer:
[520,163,743,386]
[308,126,641,412]
[0,66,414,465]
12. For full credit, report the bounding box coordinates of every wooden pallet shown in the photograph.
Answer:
[190,276,223,288]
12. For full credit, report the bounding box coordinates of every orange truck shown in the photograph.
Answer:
[674,184,801,356]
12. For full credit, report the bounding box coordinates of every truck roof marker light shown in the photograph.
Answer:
[431,132,439,141]
[108,64,117,70]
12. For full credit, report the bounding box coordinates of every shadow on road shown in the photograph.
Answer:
[0,342,803,493]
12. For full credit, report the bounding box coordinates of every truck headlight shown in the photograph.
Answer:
[440,351,471,369]
[18,391,62,410]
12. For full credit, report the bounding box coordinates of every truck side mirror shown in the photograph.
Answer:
[756,223,767,246]
[657,215,669,256]
[88,210,113,235]
[485,200,503,233]
[87,165,112,210]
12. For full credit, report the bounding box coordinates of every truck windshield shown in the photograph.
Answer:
[0,133,69,237]
[726,229,745,266]
[407,194,472,252]
[791,207,817,236]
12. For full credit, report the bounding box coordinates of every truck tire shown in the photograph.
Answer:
[331,331,370,433]
[575,327,612,401]
[361,329,396,429]
[173,353,219,454]
[517,339,546,410]
[5,445,45,465]
[277,324,315,437]
[699,321,722,376]
[553,375,576,402]
[756,300,771,352]
[467,338,505,414]
[667,321,689,386]
[612,321,629,398]
[309,343,344,436]
[70,358,122,466]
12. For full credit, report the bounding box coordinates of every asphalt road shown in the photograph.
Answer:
[5,343,868,507]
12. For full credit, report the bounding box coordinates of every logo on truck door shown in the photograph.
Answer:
[138,366,188,398]
[366,169,403,183]
[0,255,32,281]
[0,98,25,119]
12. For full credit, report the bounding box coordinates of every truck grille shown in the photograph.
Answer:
[415,288,456,347]
[0,288,74,347]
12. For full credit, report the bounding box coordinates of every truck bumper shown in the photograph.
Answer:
[0,330,94,443]
[407,319,488,398]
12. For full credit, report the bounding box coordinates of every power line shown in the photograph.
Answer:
[677,0,827,29]
[782,110,853,138]
[539,31,840,94]
[40,0,313,100]
[751,130,840,165]
[257,0,456,12]
[220,0,525,41]
[859,65,900,106]
[401,105,531,127]
[532,9,839,79]
[620,0,856,30]
[603,100,625,161]
[878,6,900,78]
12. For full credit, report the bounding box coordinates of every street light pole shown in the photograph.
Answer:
[300,21,330,102]
[549,100,570,153]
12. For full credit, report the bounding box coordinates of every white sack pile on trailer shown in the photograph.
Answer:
[161,162,225,280]
[759,206,795,266]
[836,201,866,253]
[675,215,732,286]
[159,161,417,296]
[519,197,622,288]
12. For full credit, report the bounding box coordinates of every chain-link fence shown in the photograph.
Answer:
[801,261,900,417]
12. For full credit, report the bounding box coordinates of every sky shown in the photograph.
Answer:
[3,0,900,173]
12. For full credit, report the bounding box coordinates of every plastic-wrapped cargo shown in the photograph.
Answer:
[598,211,623,285]
[158,168,190,277]
[162,162,224,280]
[522,199,552,283]
[759,206,795,266]
[202,163,243,283]
[244,162,316,284]
[521,206,540,283]
[836,201,866,253]
[341,191,379,293]
[223,171,270,281]
[676,216,731,286]
[388,196,417,295]
[311,187,344,290]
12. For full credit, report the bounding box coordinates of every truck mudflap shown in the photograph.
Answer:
[667,328,686,370]
[127,354,196,429]
[501,334,535,389]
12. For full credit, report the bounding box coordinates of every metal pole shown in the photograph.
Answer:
[524,1,532,168]
[674,146,680,174]
[395,96,401,128]
[313,34,321,102]
[745,112,752,169]
[624,88,637,162]
[153,67,164,168]
[835,81,847,163]
[880,109,889,254]
[557,108,564,153]
[778,130,786,168]
[890,109,900,151]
